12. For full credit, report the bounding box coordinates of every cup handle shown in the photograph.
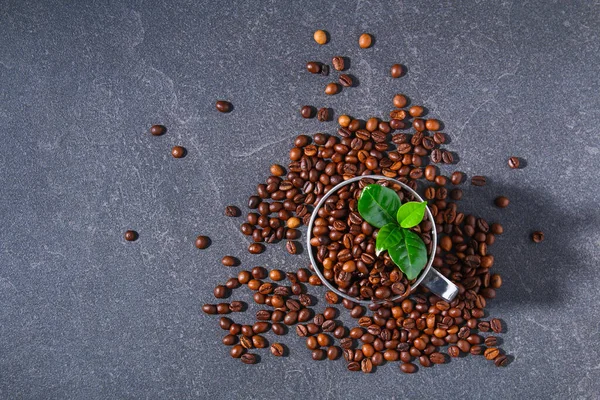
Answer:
[421,268,459,302]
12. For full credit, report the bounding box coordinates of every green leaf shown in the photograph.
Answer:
[357,184,402,228]
[387,230,428,280]
[375,223,403,256]
[396,201,427,228]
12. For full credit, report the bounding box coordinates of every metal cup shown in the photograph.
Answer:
[306,175,459,304]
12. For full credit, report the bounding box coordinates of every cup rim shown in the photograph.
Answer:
[305,175,438,305]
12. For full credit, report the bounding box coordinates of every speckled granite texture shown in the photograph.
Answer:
[0,0,599,399]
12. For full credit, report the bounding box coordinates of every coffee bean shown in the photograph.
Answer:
[306,61,321,74]
[358,33,372,48]
[339,74,353,87]
[393,94,408,108]
[230,344,245,358]
[321,65,330,76]
[361,358,373,373]
[333,326,346,339]
[400,362,417,373]
[322,320,336,332]
[317,107,330,122]
[431,149,442,163]
[214,285,227,299]
[195,235,210,249]
[490,318,503,333]
[301,105,314,118]
[222,256,239,267]
[448,346,460,357]
[313,314,325,326]
[252,335,267,348]
[150,124,166,136]
[325,83,339,95]
[484,347,500,360]
[494,355,508,367]
[331,56,345,71]
[442,151,454,164]
[241,353,257,364]
[248,243,264,254]
[216,303,231,314]
[124,230,138,241]
[531,231,544,243]
[494,196,510,208]
[390,64,403,78]
[224,205,239,217]
[202,304,216,314]
[296,324,309,337]
[229,301,243,312]
[323,307,336,320]
[491,274,503,288]
[272,323,285,335]
[471,175,487,186]
[222,334,237,346]
[286,241,297,254]
[508,157,520,169]
[340,337,353,349]
[313,29,328,45]
[347,361,360,372]
[270,343,284,356]
[470,345,483,355]
[298,294,311,306]
[485,336,498,347]
[216,100,232,113]
[429,352,446,364]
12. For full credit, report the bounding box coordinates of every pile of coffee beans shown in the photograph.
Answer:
[201,35,513,373]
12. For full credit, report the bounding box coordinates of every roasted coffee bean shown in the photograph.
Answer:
[296,324,308,337]
[270,343,284,356]
[225,278,240,290]
[393,94,408,108]
[214,285,227,299]
[272,323,285,335]
[325,291,339,304]
[194,235,210,249]
[256,310,271,321]
[326,345,341,360]
[323,307,337,320]
[216,303,231,314]
[321,64,330,76]
[241,354,257,364]
[224,205,239,217]
[448,345,460,357]
[347,361,360,372]
[508,157,520,169]
[317,107,330,122]
[286,241,298,254]
[442,151,453,164]
[222,256,239,267]
[450,171,464,185]
[325,83,339,95]
[253,322,270,334]
[216,100,232,113]
[429,352,446,364]
[333,326,346,339]
[339,74,353,87]
[322,320,336,332]
[431,149,442,163]
[390,64,403,78]
[312,349,326,361]
[400,362,417,373]
[332,56,345,71]
[222,334,237,346]
[230,344,245,358]
[284,311,298,325]
[240,335,253,349]
[248,243,264,254]
[301,105,314,118]
[306,336,318,350]
[124,230,138,241]
[306,61,321,74]
[484,347,500,360]
[358,33,372,48]
[484,336,498,347]
[340,337,353,349]
[531,231,544,243]
[470,345,483,355]
[490,318,503,333]
[495,196,510,208]
[361,358,373,373]
[494,355,508,367]
[471,175,487,186]
[150,124,166,136]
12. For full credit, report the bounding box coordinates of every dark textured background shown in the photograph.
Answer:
[1,1,599,399]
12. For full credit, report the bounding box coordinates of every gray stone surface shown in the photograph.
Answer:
[1,0,599,398]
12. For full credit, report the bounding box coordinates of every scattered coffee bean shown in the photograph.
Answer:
[393,94,408,108]
[325,83,339,95]
[490,318,503,333]
[214,285,227,299]
[195,235,210,249]
[306,61,321,74]
[321,65,329,76]
[124,230,138,241]
[215,100,232,113]
[484,347,500,360]
[202,304,217,314]
[221,256,239,267]
[225,205,239,217]
[150,124,166,136]
[241,353,257,364]
[400,362,417,373]
[358,33,372,48]
[485,336,498,347]
[301,106,314,118]
[508,157,520,169]
[339,74,353,87]
[332,56,345,71]
[471,175,487,186]
[531,231,544,243]
[495,196,510,208]
[286,241,297,254]
[271,343,284,356]
[390,64,403,78]
[248,243,264,254]
[494,355,508,367]
[230,344,245,358]
[313,29,328,45]
[317,107,330,122]
[171,146,186,158]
